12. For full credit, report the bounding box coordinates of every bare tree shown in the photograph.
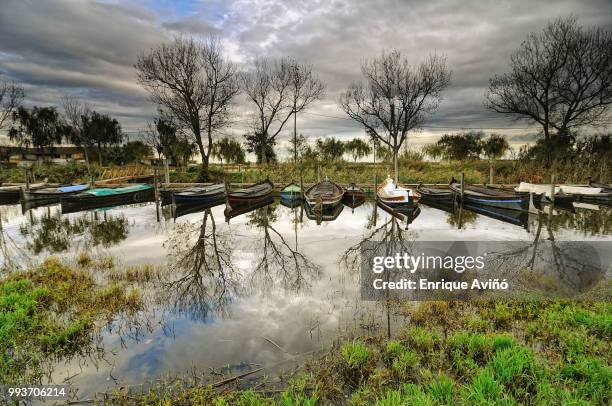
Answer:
[486,17,612,164]
[135,36,240,178]
[242,57,294,164]
[62,96,92,167]
[288,60,325,163]
[339,50,451,180]
[0,77,24,131]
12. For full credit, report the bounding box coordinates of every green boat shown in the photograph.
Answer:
[280,182,302,203]
[60,184,155,213]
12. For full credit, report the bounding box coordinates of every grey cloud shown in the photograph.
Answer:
[0,0,610,145]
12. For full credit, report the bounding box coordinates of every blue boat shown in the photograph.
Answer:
[450,178,530,212]
[21,183,90,202]
[279,182,302,204]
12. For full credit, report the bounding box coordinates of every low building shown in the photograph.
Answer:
[0,146,86,166]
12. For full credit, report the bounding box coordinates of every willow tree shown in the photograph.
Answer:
[136,37,240,178]
[339,50,451,180]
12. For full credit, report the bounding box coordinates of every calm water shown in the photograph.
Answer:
[1,198,611,399]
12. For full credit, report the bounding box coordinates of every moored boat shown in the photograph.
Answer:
[462,203,529,229]
[166,198,225,220]
[377,200,421,225]
[21,184,90,203]
[377,177,416,209]
[344,183,365,200]
[304,200,344,223]
[450,178,530,212]
[60,184,155,213]
[342,183,365,209]
[173,183,225,204]
[588,179,612,193]
[304,179,344,208]
[279,182,302,204]
[416,184,454,204]
[0,182,57,203]
[224,196,275,220]
[226,180,274,206]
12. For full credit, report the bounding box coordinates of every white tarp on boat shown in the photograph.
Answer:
[515,182,602,196]
[378,177,412,202]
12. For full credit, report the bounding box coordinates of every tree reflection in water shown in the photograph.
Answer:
[246,203,321,293]
[545,206,612,236]
[342,202,417,272]
[483,211,607,294]
[19,209,129,254]
[164,209,239,321]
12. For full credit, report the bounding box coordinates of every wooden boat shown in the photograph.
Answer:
[462,203,529,229]
[450,178,530,212]
[279,198,302,208]
[588,179,612,192]
[345,183,365,200]
[342,183,365,209]
[514,182,612,203]
[226,180,274,206]
[21,184,89,203]
[377,200,421,225]
[304,201,344,223]
[279,182,302,203]
[0,182,57,203]
[224,196,275,220]
[377,177,413,206]
[416,184,454,204]
[376,198,417,216]
[418,198,456,214]
[61,184,155,213]
[166,199,225,220]
[304,180,344,208]
[343,196,365,210]
[173,183,225,204]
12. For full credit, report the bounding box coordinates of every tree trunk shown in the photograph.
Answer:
[393,141,399,182]
[196,138,208,178]
[293,107,298,164]
[97,142,102,165]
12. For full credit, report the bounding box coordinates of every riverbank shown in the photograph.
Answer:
[3,158,607,187]
[105,298,611,405]
[1,257,610,404]
[0,257,144,385]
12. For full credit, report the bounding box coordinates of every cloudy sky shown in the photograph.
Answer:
[1,0,610,157]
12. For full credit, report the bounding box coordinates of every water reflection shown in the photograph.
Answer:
[19,209,128,254]
[165,209,238,321]
[246,203,321,292]
[0,194,609,400]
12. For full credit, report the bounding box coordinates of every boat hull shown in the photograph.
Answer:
[61,188,155,214]
[450,183,530,212]
[168,198,225,219]
[224,196,275,220]
[227,180,274,204]
[304,201,344,223]
[21,185,90,203]
[304,181,345,208]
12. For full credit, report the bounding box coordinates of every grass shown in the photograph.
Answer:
[0,257,143,384]
[171,157,610,186]
[2,156,607,188]
[106,300,610,405]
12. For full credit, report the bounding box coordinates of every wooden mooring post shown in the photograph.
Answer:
[550,173,556,205]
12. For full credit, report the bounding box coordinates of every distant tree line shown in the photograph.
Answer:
[423,131,510,161]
